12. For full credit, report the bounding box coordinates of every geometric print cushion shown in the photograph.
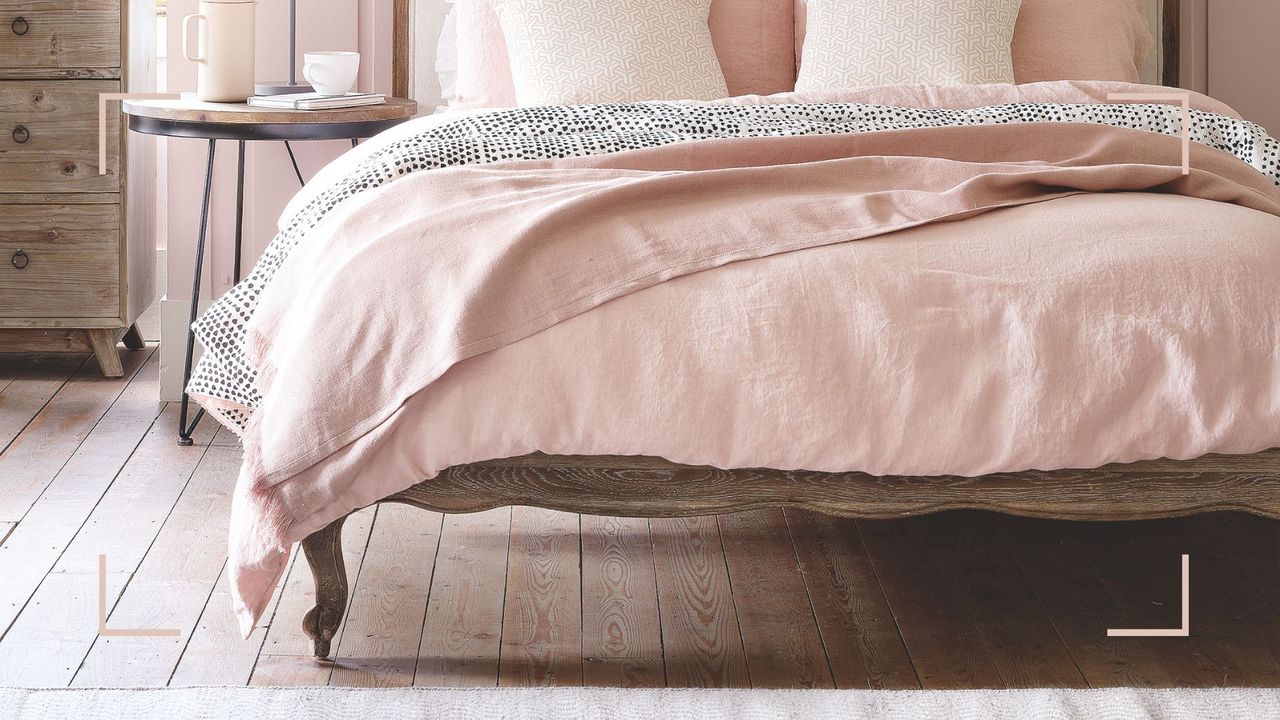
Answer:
[490,0,729,106]
[797,0,1021,90]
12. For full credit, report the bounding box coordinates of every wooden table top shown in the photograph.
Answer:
[122,95,418,125]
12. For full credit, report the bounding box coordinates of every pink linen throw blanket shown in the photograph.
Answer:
[194,80,1280,633]
[219,120,1280,634]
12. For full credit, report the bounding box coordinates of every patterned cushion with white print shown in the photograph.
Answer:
[797,0,1022,90]
[490,0,729,106]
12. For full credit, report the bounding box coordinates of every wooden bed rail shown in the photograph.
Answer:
[301,448,1280,657]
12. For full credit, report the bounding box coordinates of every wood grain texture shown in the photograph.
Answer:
[302,516,351,662]
[1070,520,1257,686]
[414,508,511,687]
[388,451,1280,522]
[0,353,158,642]
[580,515,663,688]
[72,443,241,687]
[393,0,410,99]
[85,328,122,377]
[650,516,749,688]
[783,510,918,689]
[718,509,833,689]
[169,555,295,686]
[1156,518,1280,686]
[0,348,148,524]
[498,507,582,687]
[0,204,121,319]
[0,80,121,193]
[1196,512,1280,617]
[857,518,1004,689]
[329,505,443,687]
[999,516,1185,687]
[0,351,84,452]
[121,97,418,125]
[916,512,1087,688]
[0,0,121,70]
[0,329,93,351]
[0,402,214,687]
[1,1,155,370]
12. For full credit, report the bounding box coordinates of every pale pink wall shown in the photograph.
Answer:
[1180,0,1280,135]
[164,0,395,302]
[1204,0,1280,136]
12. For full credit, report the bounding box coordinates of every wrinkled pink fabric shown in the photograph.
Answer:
[1011,0,1152,84]
[217,110,1280,635]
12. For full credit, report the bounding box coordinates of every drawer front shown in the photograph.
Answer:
[0,204,120,318]
[0,1,121,69]
[0,80,120,193]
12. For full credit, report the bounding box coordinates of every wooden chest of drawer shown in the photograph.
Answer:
[0,1,122,70]
[0,203,120,318]
[0,0,154,378]
[0,80,121,193]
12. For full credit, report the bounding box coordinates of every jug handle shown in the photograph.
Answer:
[183,14,208,63]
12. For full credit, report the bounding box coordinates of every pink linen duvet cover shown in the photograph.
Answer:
[188,83,1280,634]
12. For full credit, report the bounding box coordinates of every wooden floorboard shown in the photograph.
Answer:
[1197,513,1280,617]
[650,516,750,688]
[918,512,1088,688]
[0,401,215,687]
[784,510,918,689]
[498,507,582,687]
[1164,517,1280,686]
[72,442,241,687]
[169,556,291,687]
[580,515,663,688]
[0,353,86,454]
[999,516,1183,688]
[1071,519,1273,686]
[856,517,1005,689]
[414,508,511,688]
[0,352,162,640]
[718,509,833,689]
[0,355,1276,689]
[329,504,443,688]
[0,349,149,523]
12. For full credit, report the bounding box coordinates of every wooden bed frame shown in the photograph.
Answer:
[299,0,1280,660]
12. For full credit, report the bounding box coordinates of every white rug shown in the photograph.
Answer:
[3,687,1279,720]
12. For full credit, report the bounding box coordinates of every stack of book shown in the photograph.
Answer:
[247,92,386,110]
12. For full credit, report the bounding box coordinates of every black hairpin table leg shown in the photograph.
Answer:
[178,139,247,446]
[284,140,306,186]
[177,140,216,446]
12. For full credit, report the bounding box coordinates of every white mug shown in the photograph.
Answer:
[303,51,360,96]
[183,0,257,102]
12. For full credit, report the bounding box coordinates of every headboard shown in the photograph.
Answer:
[392,0,1182,108]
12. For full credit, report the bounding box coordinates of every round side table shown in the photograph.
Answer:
[123,97,418,445]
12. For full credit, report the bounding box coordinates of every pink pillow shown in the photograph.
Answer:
[795,0,1154,84]
[452,0,796,109]
[1012,0,1153,83]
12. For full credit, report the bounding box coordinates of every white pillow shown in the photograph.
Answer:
[797,0,1021,90]
[490,0,729,106]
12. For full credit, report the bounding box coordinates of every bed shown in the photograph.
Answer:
[190,0,1280,659]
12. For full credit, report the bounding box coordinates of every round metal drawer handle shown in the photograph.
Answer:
[11,16,29,36]
[11,250,30,270]
[12,125,30,144]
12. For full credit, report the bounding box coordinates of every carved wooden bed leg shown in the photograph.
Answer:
[301,515,348,659]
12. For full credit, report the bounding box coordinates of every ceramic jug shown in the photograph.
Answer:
[183,0,257,102]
